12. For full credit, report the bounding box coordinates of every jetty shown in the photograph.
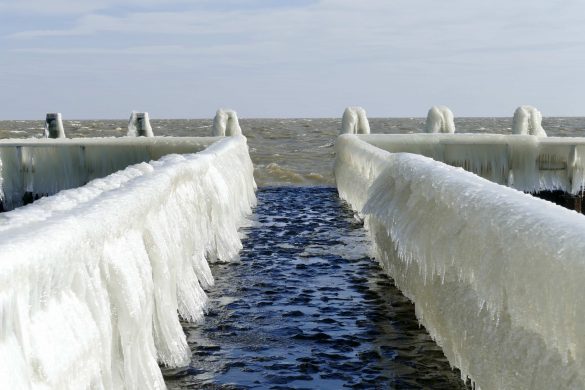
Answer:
[0,107,584,389]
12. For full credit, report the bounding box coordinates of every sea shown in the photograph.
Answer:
[1,117,584,388]
[1,117,584,187]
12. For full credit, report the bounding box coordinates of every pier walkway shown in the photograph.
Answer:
[164,187,468,389]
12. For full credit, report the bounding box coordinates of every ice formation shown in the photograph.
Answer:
[212,109,242,137]
[335,134,585,389]
[512,105,547,137]
[358,133,585,194]
[0,135,256,389]
[127,111,154,137]
[424,106,455,133]
[0,137,218,210]
[340,106,370,134]
[44,113,66,139]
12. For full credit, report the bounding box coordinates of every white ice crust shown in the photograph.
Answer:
[359,133,585,195]
[335,134,585,389]
[512,105,547,137]
[212,109,242,137]
[424,106,455,133]
[127,111,154,137]
[0,136,219,210]
[44,113,66,139]
[0,135,256,389]
[340,107,370,135]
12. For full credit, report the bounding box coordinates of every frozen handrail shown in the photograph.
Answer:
[512,105,547,137]
[127,111,154,137]
[212,109,242,136]
[44,113,66,138]
[424,106,455,133]
[340,106,370,134]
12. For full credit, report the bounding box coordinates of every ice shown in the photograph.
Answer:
[0,135,256,389]
[512,106,547,137]
[0,137,219,211]
[424,106,455,133]
[340,106,370,134]
[44,113,66,139]
[127,111,154,137]
[212,109,242,136]
[359,133,585,194]
[335,134,585,389]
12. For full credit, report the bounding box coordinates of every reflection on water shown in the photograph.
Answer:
[1,117,583,187]
[163,187,470,389]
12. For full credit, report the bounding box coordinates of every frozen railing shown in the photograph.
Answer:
[0,137,220,210]
[335,133,585,389]
[340,106,371,134]
[0,135,256,389]
[358,133,585,194]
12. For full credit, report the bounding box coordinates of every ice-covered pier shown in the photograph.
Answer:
[335,128,585,389]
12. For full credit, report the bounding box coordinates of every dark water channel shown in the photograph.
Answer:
[164,187,468,389]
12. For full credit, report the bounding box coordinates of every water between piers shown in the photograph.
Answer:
[164,187,469,389]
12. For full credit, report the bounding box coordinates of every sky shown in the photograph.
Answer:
[0,0,584,119]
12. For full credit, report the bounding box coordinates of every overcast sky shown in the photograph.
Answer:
[1,0,584,119]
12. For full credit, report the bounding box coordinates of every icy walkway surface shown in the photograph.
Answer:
[164,187,467,389]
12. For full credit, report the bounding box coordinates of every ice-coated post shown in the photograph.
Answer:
[44,113,66,138]
[424,106,455,133]
[340,107,370,134]
[212,109,242,136]
[512,106,547,137]
[127,111,154,137]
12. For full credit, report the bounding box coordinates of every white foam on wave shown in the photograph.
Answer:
[0,135,256,389]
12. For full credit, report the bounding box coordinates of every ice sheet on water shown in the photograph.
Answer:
[0,135,256,389]
[335,134,585,389]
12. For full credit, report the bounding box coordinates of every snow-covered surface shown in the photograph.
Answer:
[512,105,547,137]
[335,134,585,389]
[0,135,256,389]
[127,111,154,137]
[340,106,370,134]
[424,106,455,133]
[212,109,242,137]
[0,136,220,210]
[359,133,585,194]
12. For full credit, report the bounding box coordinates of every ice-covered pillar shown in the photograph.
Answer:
[212,109,242,136]
[44,113,66,138]
[340,107,370,134]
[512,106,547,137]
[424,106,455,133]
[127,111,154,137]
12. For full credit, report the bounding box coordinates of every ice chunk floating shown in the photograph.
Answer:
[335,133,585,389]
[0,135,256,389]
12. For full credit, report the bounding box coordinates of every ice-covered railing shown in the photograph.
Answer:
[424,106,455,133]
[512,105,547,137]
[340,106,371,134]
[335,134,585,389]
[127,111,154,137]
[212,109,242,136]
[358,133,585,194]
[0,135,256,389]
[0,137,219,210]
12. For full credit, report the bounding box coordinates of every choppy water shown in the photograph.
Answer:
[164,187,469,389]
[1,117,584,187]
